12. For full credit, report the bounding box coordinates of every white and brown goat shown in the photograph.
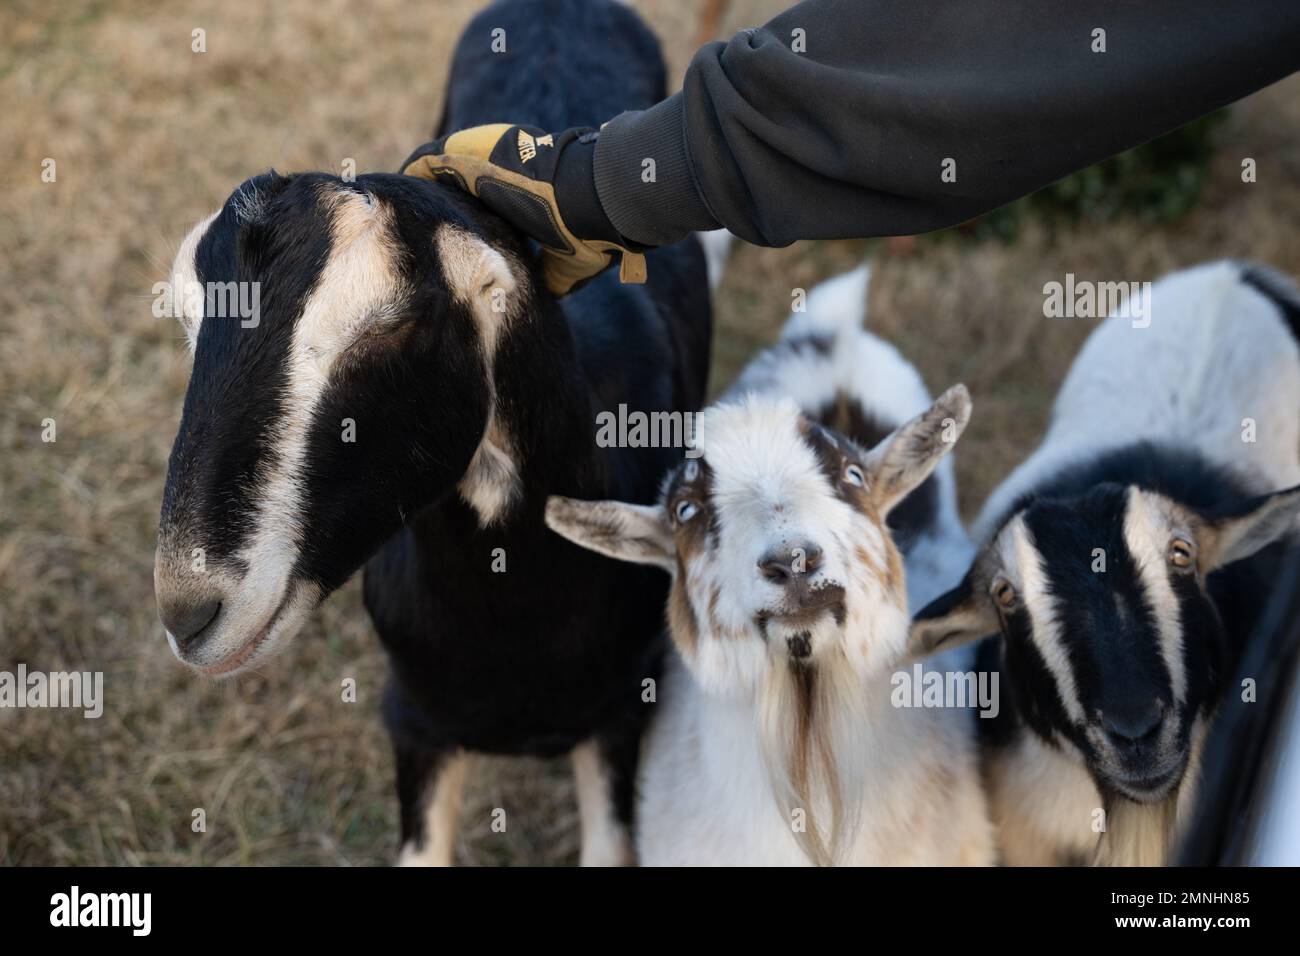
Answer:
[548,267,994,865]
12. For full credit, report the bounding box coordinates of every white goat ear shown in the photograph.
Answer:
[907,574,998,663]
[435,224,519,352]
[545,496,675,571]
[1202,484,1300,571]
[864,384,971,515]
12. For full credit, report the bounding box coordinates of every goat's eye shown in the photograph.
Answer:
[843,463,866,488]
[359,308,415,340]
[1168,537,1196,569]
[991,577,1017,610]
[675,500,699,523]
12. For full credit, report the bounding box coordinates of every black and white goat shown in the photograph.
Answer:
[911,261,1300,865]
[153,0,712,865]
[547,268,995,865]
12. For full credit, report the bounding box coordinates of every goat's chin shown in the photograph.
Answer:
[1103,764,1187,805]
[1092,739,1190,805]
[173,584,319,680]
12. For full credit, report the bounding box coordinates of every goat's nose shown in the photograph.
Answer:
[758,543,823,584]
[159,595,222,654]
[1102,700,1165,749]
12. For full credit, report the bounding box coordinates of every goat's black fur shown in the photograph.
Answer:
[366,0,710,849]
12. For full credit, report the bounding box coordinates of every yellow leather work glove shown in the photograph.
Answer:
[401,124,648,296]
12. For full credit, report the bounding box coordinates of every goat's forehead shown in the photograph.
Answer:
[175,179,410,349]
[175,175,401,271]
[692,397,829,494]
[665,398,876,553]
[990,509,1115,633]
[999,490,1192,659]
[1004,485,1187,575]
[1123,487,1195,545]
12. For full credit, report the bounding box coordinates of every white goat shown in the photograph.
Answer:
[548,267,994,865]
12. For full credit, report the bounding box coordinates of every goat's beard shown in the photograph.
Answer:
[755,646,870,866]
[1091,792,1180,866]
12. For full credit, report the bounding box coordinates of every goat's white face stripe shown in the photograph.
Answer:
[1009,516,1086,725]
[1122,488,1188,701]
[237,190,403,612]
[174,210,220,352]
[297,191,404,375]
[702,398,840,517]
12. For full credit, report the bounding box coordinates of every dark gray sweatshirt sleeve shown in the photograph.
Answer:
[593,0,1300,247]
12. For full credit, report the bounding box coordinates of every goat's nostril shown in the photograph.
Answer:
[161,597,222,653]
[758,557,791,584]
[758,543,823,584]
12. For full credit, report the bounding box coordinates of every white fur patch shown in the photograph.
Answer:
[237,189,403,616]
[1122,488,1188,702]
[987,730,1102,865]
[570,740,634,866]
[695,228,733,291]
[435,222,518,358]
[435,223,525,527]
[171,210,220,351]
[457,419,522,527]
[1007,515,1086,726]
[397,751,470,867]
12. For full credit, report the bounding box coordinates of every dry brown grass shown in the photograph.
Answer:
[2,0,1298,866]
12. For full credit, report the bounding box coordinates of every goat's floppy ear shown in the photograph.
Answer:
[545,496,675,571]
[1201,483,1300,571]
[435,223,520,350]
[864,384,971,516]
[907,574,999,663]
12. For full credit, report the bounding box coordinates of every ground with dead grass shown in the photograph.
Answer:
[2,0,1298,866]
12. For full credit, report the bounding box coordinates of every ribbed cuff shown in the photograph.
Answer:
[554,132,626,247]
[593,94,719,246]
